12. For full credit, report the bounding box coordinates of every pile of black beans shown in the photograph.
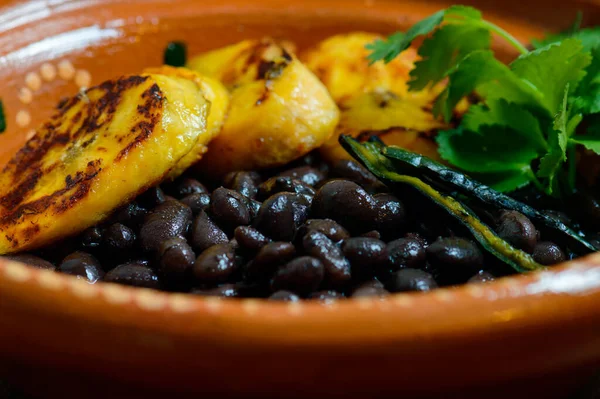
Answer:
[3,152,572,301]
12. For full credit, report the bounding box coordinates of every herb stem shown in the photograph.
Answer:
[527,168,548,194]
[567,143,577,194]
[475,19,529,55]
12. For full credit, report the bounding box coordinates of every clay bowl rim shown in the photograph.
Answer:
[1,0,600,348]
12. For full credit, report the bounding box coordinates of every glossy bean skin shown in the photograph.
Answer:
[103,223,136,252]
[270,256,325,296]
[533,241,566,265]
[297,219,350,243]
[191,284,240,298]
[496,210,538,253]
[59,251,104,283]
[468,270,495,284]
[104,263,161,289]
[224,171,261,199]
[277,166,325,187]
[426,238,483,271]
[181,193,211,215]
[210,187,251,231]
[245,242,296,280]
[258,176,315,204]
[303,231,351,287]
[167,177,208,198]
[193,244,237,284]
[387,237,426,270]
[159,236,196,281]
[312,180,377,234]
[234,226,271,252]
[254,193,310,241]
[190,211,229,253]
[387,268,437,293]
[136,186,166,209]
[331,159,384,192]
[139,200,192,252]
[342,237,388,277]
[269,290,301,302]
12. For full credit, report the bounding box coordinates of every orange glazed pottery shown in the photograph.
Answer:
[1,1,600,398]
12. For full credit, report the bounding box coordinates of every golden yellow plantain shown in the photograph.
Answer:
[0,73,211,254]
[301,32,447,163]
[187,38,339,177]
[144,66,230,180]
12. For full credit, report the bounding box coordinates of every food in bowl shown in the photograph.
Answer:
[1,5,600,301]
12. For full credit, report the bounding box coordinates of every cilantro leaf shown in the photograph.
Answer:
[510,39,591,114]
[570,136,600,153]
[532,26,600,52]
[470,170,532,193]
[408,24,491,91]
[462,99,547,152]
[537,86,570,194]
[572,47,600,115]
[366,6,481,64]
[436,126,540,174]
[434,50,541,121]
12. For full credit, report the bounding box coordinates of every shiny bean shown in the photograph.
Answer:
[426,237,483,271]
[80,226,103,250]
[234,226,271,252]
[246,241,296,279]
[271,256,324,295]
[342,237,388,276]
[167,177,208,198]
[159,236,196,280]
[297,219,350,243]
[254,192,310,241]
[303,231,351,286]
[373,193,406,239]
[351,280,390,298]
[103,223,136,251]
[190,211,229,252]
[468,270,495,284]
[181,193,211,215]
[277,166,325,187]
[210,187,251,230]
[268,290,301,302]
[387,237,426,269]
[533,241,566,265]
[496,210,537,253]
[387,268,437,292]
[193,244,237,284]
[331,159,383,192]
[59,251,104,283]
[224,171,261,199]
[137,186,166,209]
[140,200,192,252]
[309,290,345,302]
[104,263,160,289]
[191,284,240,298]
[258,176,315,203]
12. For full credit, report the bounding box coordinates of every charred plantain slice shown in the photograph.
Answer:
[0,74,210,254]
[143,66,230,180]
[187,38,339,177]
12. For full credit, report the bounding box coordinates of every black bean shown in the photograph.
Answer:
[468,270,495,284]
[3,254,55,270]
[303,231,351,286]
[387,237,426,270]
[258,176,315,204]
[159,236,196,280]
[496,210,537,253]
[297,219,350,243]
[137,186,166,209]
[80,226,103,250]
[190,211,229,252]
[58,251,104,283]
[224,171,261,199]
[191,284,240,298]
[405,232,428,248]
[140,200,192,252]
[104,263,160,289]
[234,226,271,252]
[331,159,383,192]
[210,187,251,230]
[571,190,600,228]
[360,230,381,239]
[254,192,310,241]
[312,180,377,234]
[426,237,483,271]
[246,198,262,220]
[268,290,300,302]
[533,241,566,265]
[373,193,406,239]
[342,237,388,276]
[387,268,437,292]
[181,193,211,215]
[109,202,147,228]
[309,290,345,301]
[351,281,390,298]
[246,241,296,279]
[277,166,325,187]
[270,256,324,295]
[103,223,136,251]
[193,244,237,284]
[166,177,208,198]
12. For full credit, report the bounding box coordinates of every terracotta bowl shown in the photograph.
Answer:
[1,0,600,398]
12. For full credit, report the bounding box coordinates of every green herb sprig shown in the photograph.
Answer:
[367,6,600,198]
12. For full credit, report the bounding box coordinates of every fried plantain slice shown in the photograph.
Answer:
[0,74,210,254]
[187,38,339,177]
[144,66,230,180]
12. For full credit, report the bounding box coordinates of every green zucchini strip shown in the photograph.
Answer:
[381,145,596,253]
[340,136,545,272]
